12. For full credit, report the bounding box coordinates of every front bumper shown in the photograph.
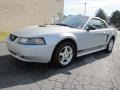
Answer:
[6,40,55,63]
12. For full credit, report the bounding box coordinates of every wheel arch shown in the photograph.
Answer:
[107,35,116,44]
[50,38,78,62]
[111,36,115,40]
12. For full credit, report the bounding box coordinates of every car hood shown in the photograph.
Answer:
[12,25,75,37]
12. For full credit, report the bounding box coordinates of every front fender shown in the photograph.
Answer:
[59,33,79,45]
[44,33,79,48]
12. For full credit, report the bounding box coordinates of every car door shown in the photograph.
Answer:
[91,19,108,46]
[77,18,108,50]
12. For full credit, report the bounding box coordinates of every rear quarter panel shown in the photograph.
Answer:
[106,28,117,43]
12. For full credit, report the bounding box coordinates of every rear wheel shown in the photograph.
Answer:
[105,38,115,52]
[52,42,76,67]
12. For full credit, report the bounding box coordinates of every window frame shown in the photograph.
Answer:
[57,15,89,29]
[83,18,108,30]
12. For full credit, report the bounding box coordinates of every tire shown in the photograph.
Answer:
[105,38,115,52]
[51,42,76,67]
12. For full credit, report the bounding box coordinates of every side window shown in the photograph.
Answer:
[99,20,108,28]
[85,18,107,30]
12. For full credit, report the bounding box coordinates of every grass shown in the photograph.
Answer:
[0,32,10,42]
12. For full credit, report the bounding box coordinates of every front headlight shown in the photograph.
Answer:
[17,37,46,45]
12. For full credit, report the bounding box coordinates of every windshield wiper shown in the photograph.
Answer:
[56,23,72,28]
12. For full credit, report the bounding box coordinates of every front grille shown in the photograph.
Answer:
[9,34,17,41]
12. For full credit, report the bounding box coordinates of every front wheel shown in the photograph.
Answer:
[105,38,115,52]
[52,42,76,67]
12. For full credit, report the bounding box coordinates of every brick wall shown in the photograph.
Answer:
[0,0,64,32]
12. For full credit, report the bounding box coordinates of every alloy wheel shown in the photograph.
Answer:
[59,46,73,66]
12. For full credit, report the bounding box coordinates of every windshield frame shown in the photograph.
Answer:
[56,15,89,29]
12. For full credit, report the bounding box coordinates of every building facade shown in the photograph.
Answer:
[0,0,64,32]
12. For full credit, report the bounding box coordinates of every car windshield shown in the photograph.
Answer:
[56,15,89,29]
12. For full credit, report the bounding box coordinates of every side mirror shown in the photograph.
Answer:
[86,25,96,31]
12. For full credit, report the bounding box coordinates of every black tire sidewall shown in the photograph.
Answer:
[52,42,76,67]
[106,38,114,52]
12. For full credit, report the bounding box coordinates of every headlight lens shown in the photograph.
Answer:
[17,37,46,45]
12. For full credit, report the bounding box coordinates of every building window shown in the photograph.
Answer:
[51,12,62,23]
[52,16,56,23]
[57,12,62,20]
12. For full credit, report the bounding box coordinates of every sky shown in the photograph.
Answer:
[64,0,120,16]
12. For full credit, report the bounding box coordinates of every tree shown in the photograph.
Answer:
[110,10,120,28]
[95,8,107,21]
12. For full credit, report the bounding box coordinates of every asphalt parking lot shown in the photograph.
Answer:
[0,32,120,90]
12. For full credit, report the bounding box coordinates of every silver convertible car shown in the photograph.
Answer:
[6,15,117,67]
